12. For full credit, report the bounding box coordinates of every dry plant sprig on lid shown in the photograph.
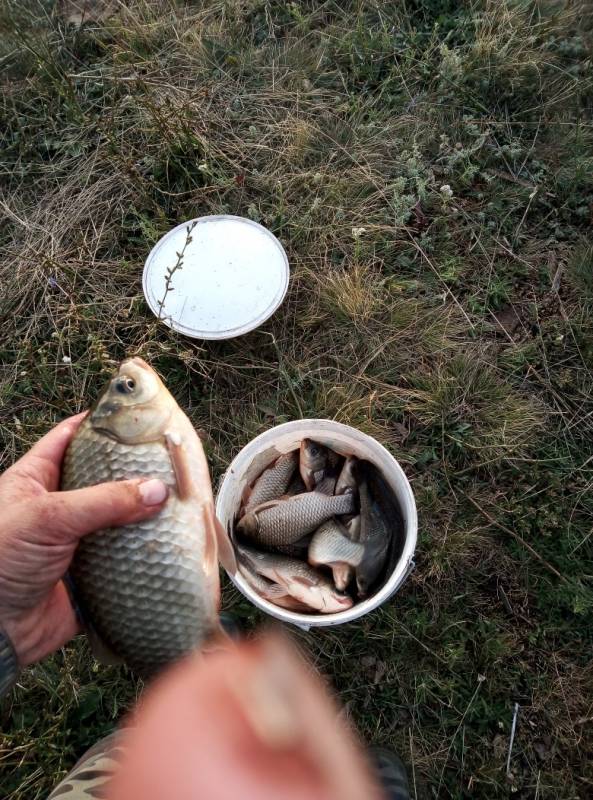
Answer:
[157,220,198,320]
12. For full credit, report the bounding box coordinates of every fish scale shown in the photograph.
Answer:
[243,452,297,513]
[63,417,216,676]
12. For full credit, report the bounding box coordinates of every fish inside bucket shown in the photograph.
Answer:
[217,422,412,623]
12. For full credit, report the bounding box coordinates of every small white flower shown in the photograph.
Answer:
[62,355,72,364]
[440,184,454,198]
[351,226,367,239]
[19,370,27,376]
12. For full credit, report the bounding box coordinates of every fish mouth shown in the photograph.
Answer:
[91,424,125,442]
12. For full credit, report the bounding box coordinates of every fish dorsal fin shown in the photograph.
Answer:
[165,430,194,501]
[202,502,238,577]
[251,498,283,514]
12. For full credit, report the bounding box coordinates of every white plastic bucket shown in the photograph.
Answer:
[215,419,417,630]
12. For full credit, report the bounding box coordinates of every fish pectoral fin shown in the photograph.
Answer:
[201,624,235,656]
[215,513,238,576]
[202,502,238,577]
[250,498,283,513]
[292,575,318,588]
[264,583,291,599]
[86,626,124,666]
[165,430,195,501]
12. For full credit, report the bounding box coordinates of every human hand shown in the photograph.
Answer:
[109,633,384,800]
[0,414,169,667]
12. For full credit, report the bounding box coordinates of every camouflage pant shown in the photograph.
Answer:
[47,732,123,800]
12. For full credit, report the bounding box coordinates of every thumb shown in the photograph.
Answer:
[43,479,169,541]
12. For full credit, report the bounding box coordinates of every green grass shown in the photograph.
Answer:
[1,0,593,797]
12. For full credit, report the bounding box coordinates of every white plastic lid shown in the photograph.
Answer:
[142,215,289,339]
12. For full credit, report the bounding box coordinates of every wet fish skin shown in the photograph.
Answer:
[243,452,297,514]
[327,449,342,470]
[365,463,403,576]
[356,480,390,598]
[309,520,364,567]
[343,515,361,543]
[299,439,328,491]
[308,519,365,591]
[287,472,307,496]
[335,456,358,496]
[62,357,231,676]
[275,534,312,558]
[238,546,353,614]
[315,475,337,495]
[237,491,355,547]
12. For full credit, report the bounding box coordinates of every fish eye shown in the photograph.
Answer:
[114,376,136,394]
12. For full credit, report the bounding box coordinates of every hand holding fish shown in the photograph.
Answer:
[0,413,169,667]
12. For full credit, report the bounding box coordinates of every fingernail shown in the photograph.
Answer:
[139,479,168,506]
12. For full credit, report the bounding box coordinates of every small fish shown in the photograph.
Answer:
[299,439,328,490]
[237,491,355,547]
[238,546,353,613]
[356,479,391,598]
[308,520,365,591]
[335,456,358,496]
[62,357,236,676]
[237,561,311,612]
[243,452,297,514]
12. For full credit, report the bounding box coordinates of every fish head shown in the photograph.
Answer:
[344,515,361,541]
[299,439,327,490]
[90,357,177,444]
[288,576,353,613]
[236,512,259,538]
[322,586,354,613]
[336,456,358,496]
[299,439,327,472]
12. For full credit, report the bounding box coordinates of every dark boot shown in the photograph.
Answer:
[219,611,244,639]
[368,746,411,800]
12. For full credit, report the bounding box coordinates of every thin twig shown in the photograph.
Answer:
[157,220,198,319]
[506,702,520,777]
[465,494,568,583]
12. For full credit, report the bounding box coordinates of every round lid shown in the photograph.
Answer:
[142,215,289,339]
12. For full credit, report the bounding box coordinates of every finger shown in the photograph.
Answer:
[43,478,169,541]
[12,413,88,490]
